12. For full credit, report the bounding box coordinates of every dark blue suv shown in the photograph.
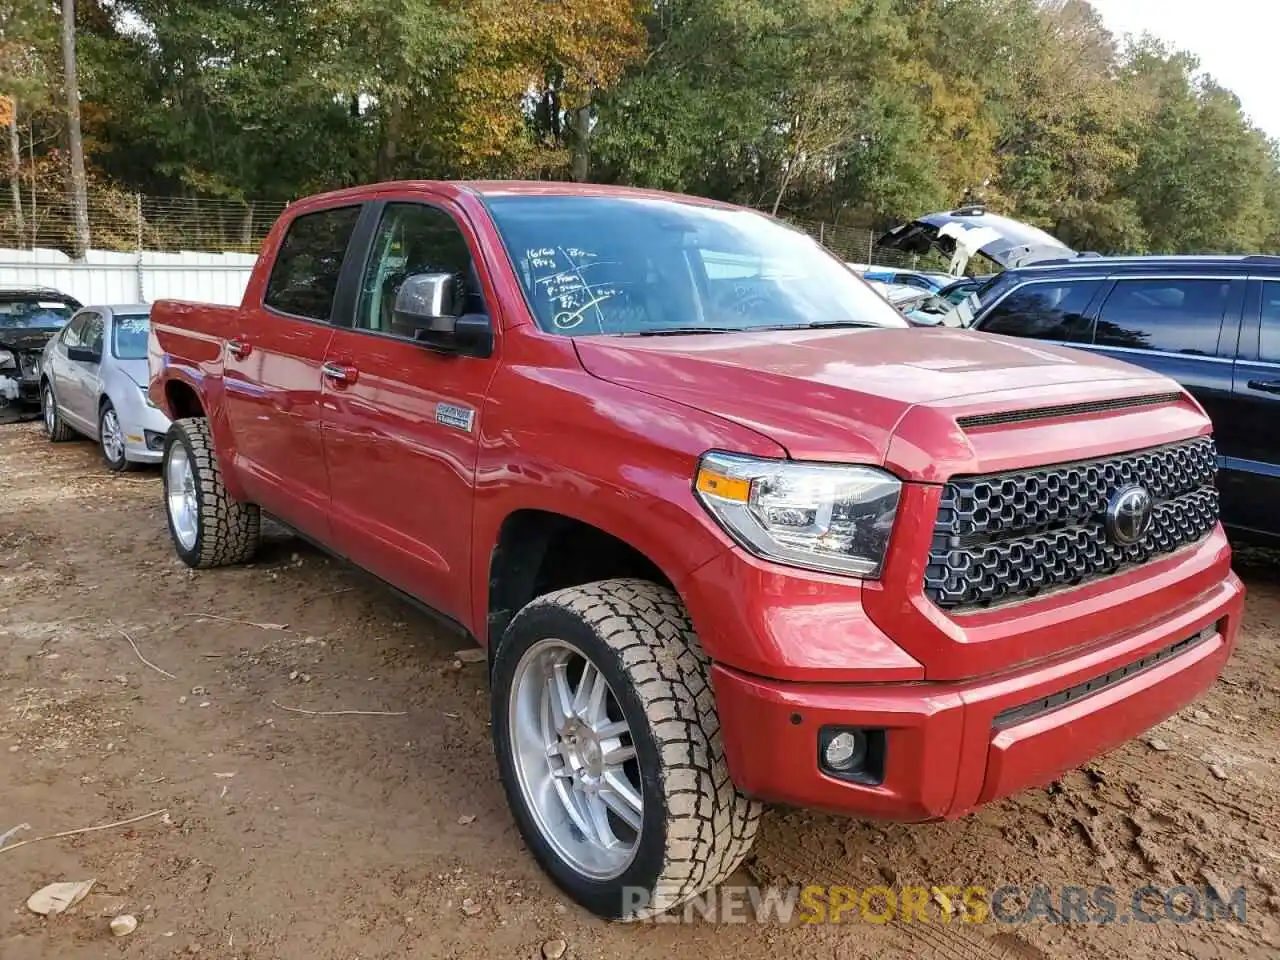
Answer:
[963,256,1280,546]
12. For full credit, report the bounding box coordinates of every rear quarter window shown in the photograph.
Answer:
[977,280,1102,343]
[263,206,361,321]
[1094,278,1229,356]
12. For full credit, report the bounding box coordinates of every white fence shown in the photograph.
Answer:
[0,248,256,307]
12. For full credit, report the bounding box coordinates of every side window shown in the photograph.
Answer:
[1259,281,1280,363]
[263,206,361,321]
[1094,278,1229,356]
[356,203,481,337]
[81,312,105,355]
[979,280,1101,343]
[61,315,87,348]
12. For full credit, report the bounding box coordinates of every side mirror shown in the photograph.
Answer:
[68,346,100,364]
[393,273,493,359]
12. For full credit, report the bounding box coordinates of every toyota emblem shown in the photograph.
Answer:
[1106,485,1154,545]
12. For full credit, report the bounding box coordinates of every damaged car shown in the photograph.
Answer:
[875,205,1084,327]
[876,204,1078,276]
[0,287,81,421]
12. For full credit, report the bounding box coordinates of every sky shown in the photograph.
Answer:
[1090,0,1280,140]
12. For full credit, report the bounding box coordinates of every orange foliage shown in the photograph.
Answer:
[448,0,646,171]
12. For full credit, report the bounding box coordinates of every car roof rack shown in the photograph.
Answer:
[1242,254,1280,264]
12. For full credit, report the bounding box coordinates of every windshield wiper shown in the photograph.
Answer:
[792,320,884,330]
[618,327,746,337]
[617,320,887,337]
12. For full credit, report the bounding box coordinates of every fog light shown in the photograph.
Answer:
[823,731,866,772]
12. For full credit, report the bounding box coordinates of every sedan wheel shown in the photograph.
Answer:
[42,383,74,442]
[98,402,131,471]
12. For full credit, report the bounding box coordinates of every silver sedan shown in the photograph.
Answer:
[39,304,172,470]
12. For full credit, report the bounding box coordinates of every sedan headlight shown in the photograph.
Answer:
[0,349,14,370]
[694,453,902,577]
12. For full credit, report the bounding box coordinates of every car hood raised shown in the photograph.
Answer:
[574,328,1185,477]
[877,209,1075,269]
[0,328,58,352]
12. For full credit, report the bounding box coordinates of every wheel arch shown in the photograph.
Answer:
[164,378,205,420]
[484,509,683,655]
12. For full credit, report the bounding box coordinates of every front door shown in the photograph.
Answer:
[65,310,105,431]
[220,204,362,540]
[48,312,91,432]
[321,199,500,622]
[1224,279,1280,540]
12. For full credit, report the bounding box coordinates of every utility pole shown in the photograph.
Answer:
[61,0,91,257]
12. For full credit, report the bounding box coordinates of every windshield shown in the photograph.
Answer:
[485,195,908,336]
[111,313,150,359]
[0,298,75,330]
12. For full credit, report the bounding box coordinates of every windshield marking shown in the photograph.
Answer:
[489,196,909,338]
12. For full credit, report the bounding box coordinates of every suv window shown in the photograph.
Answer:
[1094,278,1229,356]
[1260,281,1280,363]
[264,206,361,321]
[978,280,1101,343]
[356,203,482,337]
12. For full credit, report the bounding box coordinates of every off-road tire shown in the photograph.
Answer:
[41,381,75,442]
[164,417,260,568]
[491,578,762,920]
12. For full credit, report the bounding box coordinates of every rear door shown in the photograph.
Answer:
[1088,275,1239,431]
[220,203,362,541]
[1225,279,1280,540]
[320,197,501,622]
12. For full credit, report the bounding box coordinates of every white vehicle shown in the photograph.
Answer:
[39,305,172,470]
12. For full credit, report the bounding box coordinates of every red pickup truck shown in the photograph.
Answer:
[149,181,1244,919]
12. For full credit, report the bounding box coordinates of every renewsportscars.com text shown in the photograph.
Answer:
[625,884,1249,925]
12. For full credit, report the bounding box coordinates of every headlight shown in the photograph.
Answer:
[0,349,14,370]
[694,453,902,577]
[140,384,158,408]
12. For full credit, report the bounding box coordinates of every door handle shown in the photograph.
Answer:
[321,361,358,385]
[1247,379,1280,395]
[227,337,252,361]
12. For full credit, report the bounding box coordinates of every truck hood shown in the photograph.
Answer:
[877,208,1075,270]
[574,328,1184,477]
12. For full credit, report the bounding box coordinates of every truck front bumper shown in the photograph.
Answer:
[710,570,1244,821]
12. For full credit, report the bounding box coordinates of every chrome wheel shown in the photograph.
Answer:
[508,638,643,880]
[42,386,55,435]
[100,407,126,464]
[166,443,199,551]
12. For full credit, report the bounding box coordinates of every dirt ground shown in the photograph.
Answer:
[2,419,1279,960]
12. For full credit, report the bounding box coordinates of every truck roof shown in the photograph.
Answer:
[293,179,740,211]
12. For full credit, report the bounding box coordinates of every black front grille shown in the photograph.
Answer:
[993,623,1217,728]
[925,437,1219,610]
